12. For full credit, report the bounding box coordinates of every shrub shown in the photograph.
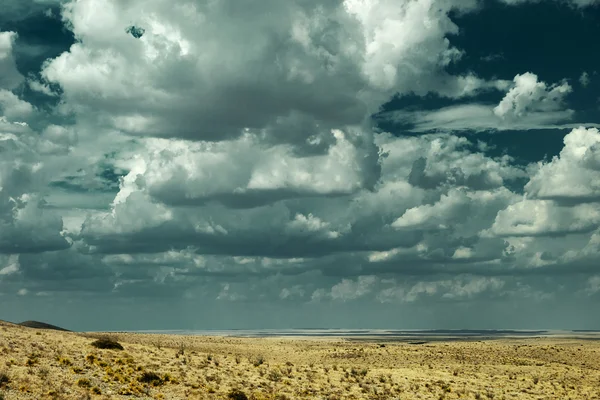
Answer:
[176,343,185,358]
[85,354,96,363]
[138,371,164,386]
[91,338,124,350]
[251,355,265,367]
[77,378,92,388]
[227,389,248,400]
[268,370,282,382]
[0,371,9,387]
[59,357,73,366]
[26,354,39,366]
[38,367,50,380]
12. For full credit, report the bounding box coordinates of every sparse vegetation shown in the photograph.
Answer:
[251,355,265,367]
[76,378,91,388]
[0,371,9,387]
[0,322,598,399]
[138,371,164,386]
[227,388,249,400]
[90,337,124,350]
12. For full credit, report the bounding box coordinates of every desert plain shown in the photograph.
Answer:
[1,321,599,399]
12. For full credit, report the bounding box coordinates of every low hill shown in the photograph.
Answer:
[18,320,71,332]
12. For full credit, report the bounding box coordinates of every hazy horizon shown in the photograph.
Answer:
[1,0,600,331]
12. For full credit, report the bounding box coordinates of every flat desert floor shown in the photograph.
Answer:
[1,322,600,399]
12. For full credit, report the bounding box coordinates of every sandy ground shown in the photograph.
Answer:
[1,323,600,399]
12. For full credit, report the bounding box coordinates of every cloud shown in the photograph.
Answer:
[579,71,591,87]
[485,199,600,238]
[280,285,306,300]
[587,275,600,294]
[0,255,19,276]
[2,0,600,330]
[110,129,380,210]
[404,135,526,190]
[0,129,71,254]
[41,0,500,145]
[525,127,600,203]
[377,275,505,303]
[0,90,35,121]
[0,32,25,90]
[493,73,572,119]
[77,131,523,264]
[500,0,600,6]
[380,73,581,133]
[329,275,378,301]
[0,0,66,22]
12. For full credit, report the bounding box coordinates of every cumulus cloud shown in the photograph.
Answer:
[0,32,73,256]
[329,275,378,301]
[36,0,513,224]
[525,127,600,203]
[110,129,380,209]
[404,135,526,190]
[381,73,579,133]
[377,275,505,303]
[486,200,600,238]
[0,32,24,90]
[0,129,71,254]
[40,0,501,145]
[493,73,572,119]
[2,0,600,329]
[0,255,19,276]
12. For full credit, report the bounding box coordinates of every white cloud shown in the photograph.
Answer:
[0,32,23,90]
[587,275,600,295]
[493,73,572,119]
[0,255,19,276]
[381,73,579,133]
[0,126,71,253]
[280,285,306,300]
[216,284,246,302]
[486,199,600,237]
[117,129,379,208]
[0,90,34,121]
[287,213,343,240]
[377,275,505,303]
[330,275,378,301]
[41,0,502,147]
[579,71,590,87]
[392,189,468,230]
[526,127,600,203]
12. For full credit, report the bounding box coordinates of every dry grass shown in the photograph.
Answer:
[0,323,599,399]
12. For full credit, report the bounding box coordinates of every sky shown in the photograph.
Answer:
[1,0,600,332]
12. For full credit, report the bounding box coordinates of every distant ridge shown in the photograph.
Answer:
[18,320,71,332]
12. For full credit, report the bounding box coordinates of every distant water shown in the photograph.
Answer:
[126,329,600,340]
